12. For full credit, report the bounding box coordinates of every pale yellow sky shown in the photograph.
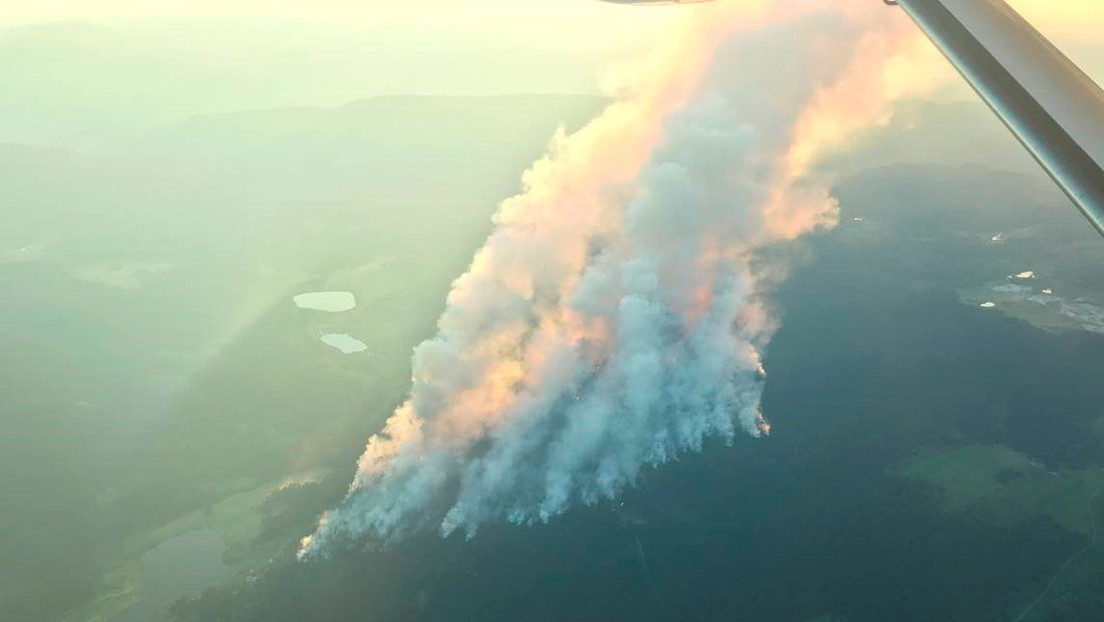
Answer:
[0,1,674,141]
[0,0,1099,144]
[0,0,668,32]
[1013,0,1104,42]
[1,1,1098,74]
[0,1,677,70]
[1,0,1099,38]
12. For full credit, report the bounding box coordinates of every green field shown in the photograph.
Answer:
[896,445,1104,535]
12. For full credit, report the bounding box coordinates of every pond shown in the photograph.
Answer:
[293,291,357,312]
[320,333,369,354]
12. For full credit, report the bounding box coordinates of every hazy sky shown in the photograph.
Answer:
[0,1,673,143]
[0,1,669,37]
[2,0,1101,36]
[1,0,609,20]
[1,0,1101,144]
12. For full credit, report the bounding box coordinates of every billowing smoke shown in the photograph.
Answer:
[301,0,936,556]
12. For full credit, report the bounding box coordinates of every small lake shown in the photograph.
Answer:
[293,291,357,312]
[111,528,231,622]
[320,333,369,354]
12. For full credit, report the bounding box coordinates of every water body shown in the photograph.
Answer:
[293,291,357,312]
[111,528,231,622]
[320,333,369,354]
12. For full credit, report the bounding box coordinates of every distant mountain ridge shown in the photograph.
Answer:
[141,94,610,155]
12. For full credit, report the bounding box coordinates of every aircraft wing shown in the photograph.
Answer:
[895,0,1104,235]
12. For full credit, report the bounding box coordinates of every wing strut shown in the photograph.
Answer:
[893,0,1104,235]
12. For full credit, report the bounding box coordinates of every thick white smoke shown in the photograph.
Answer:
[301,0,937,556]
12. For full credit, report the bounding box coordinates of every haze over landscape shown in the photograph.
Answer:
[3,1,1104,621]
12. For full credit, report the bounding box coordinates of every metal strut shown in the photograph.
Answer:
[891,0,1104,235]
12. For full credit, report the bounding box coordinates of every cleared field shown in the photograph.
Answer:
[896,445,1104,535]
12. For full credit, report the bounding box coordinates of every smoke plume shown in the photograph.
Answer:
[301,0,936,556]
